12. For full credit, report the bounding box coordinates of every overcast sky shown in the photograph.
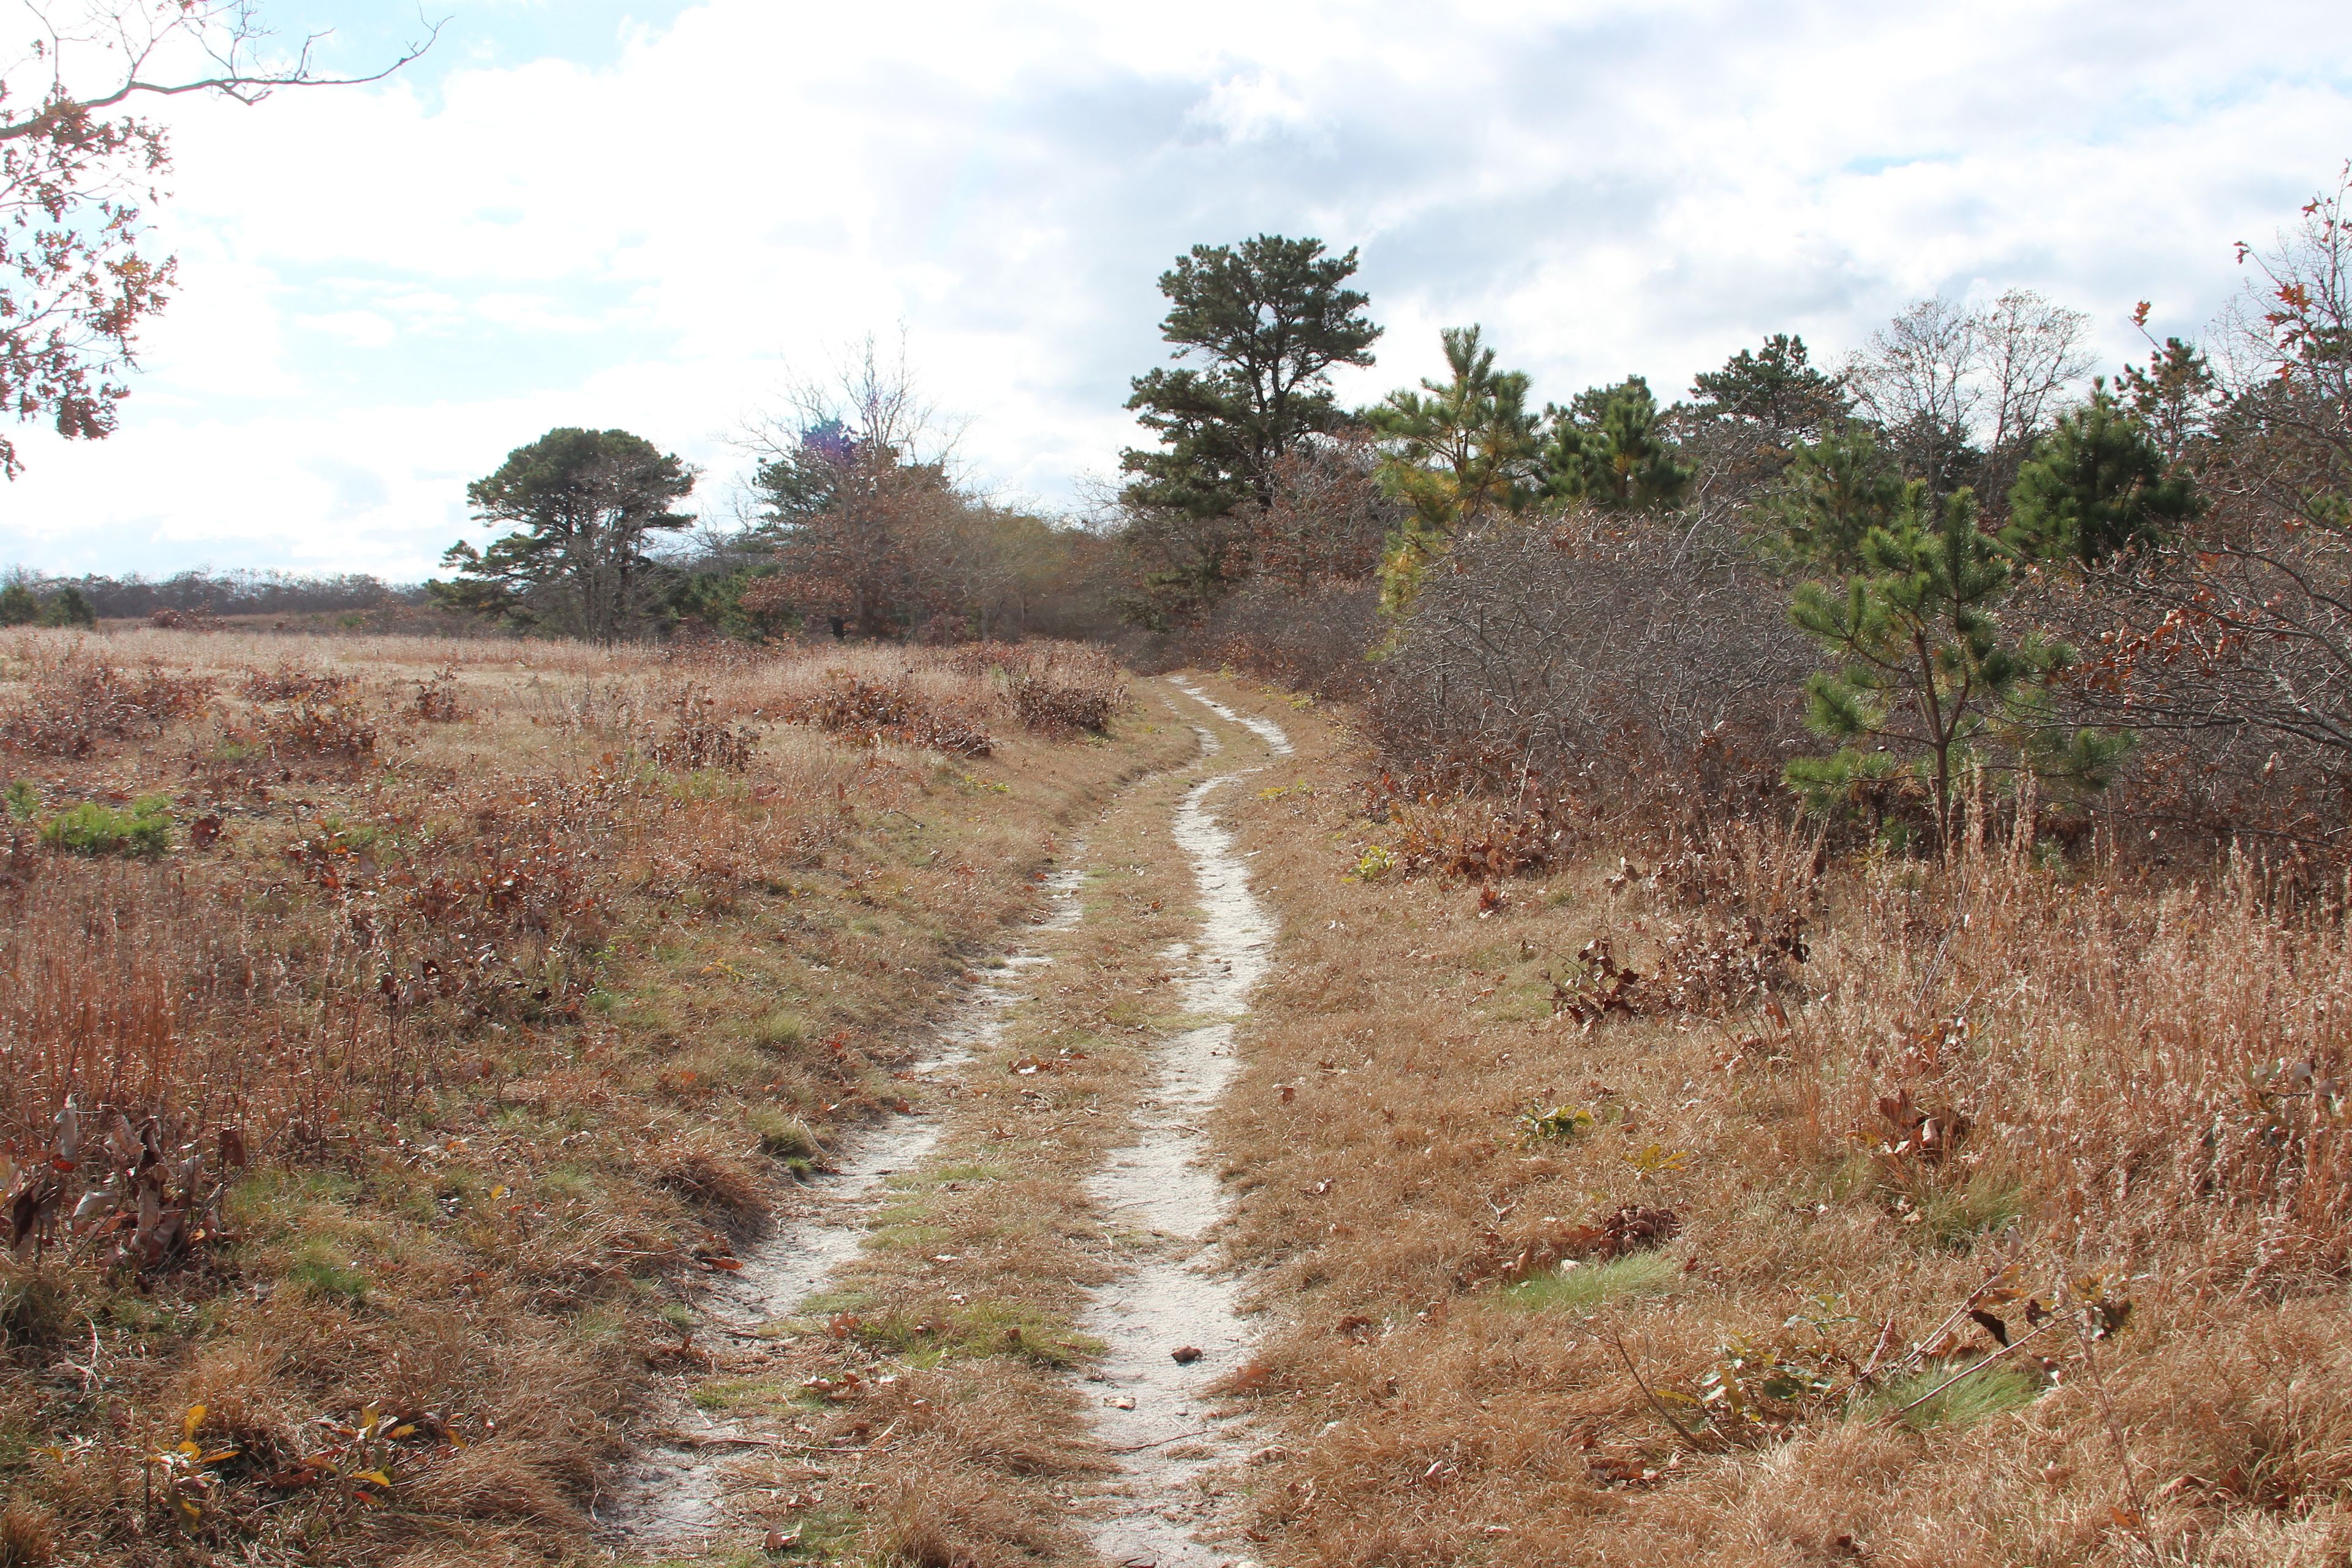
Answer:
[1,0,2347,581]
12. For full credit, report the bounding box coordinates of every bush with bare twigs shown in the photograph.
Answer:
[1366,511,1811,823]
[642,686,758,772]
[1002,646,1129,737]
[784,671,993,756]
[0,650,213,757]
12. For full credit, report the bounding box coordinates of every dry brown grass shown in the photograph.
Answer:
[1176,674,2352,1568]
[0,627,1164,1566]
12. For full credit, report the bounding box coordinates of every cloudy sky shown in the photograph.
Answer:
[1,0,2347,580]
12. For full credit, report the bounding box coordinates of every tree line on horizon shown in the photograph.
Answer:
[293,159,2352,850]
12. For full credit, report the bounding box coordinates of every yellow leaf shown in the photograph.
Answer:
[178,1441,201,1458]
[182,1404,206,1442]
[198,1448,241,1464]
[360,1402,379,1434]
[488,1185,506,1200]
[354,1468,392,1487]
[388,1423,416,1439]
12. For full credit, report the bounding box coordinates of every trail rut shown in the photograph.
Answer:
[1080,678,1289,1568]
[596,862,1087,1552]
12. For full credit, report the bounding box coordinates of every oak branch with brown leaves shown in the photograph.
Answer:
[0,0,439,476]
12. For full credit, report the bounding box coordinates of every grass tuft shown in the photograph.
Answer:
[1870,1363,2043,1430]
[1501,1250,1679,1313]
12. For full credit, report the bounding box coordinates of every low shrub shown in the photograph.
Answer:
[0,652,214,758]
[239,662,358,704]
[40,796,171,857]
[255,697,377,761]
[413,665,468,722]
[643,686,756,772]
[786,673,992,757]
[1004,647,1128,737]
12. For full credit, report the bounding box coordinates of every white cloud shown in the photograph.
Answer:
[295,311,401,349]
[1188,72,1319,146]
[1,0,2347,578]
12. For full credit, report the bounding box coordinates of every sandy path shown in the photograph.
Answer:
[1080,679,1288,1568]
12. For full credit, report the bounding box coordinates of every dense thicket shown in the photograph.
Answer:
[25,173,2352,869]
[1164,172,2352,857]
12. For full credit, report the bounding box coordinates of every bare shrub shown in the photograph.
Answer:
[2049,533,2352,853]
[785,671,993,756]
[239,662,357,704]
[0,650,213,757]
[1002,646,1128,737]
[412,664,469,722]
[1203,578,1381,699]
[643,686,757,772]
[254,695,377,761]
[1359,770,1581,881]
[1366,510,1811,820]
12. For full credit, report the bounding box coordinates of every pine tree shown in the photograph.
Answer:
[1688,334,1849,448]
[2004,383,2199,564]
[1363,325,1539,611]
[1762,423,1907,571]
[1539,376,1691,511]
[439,428,696,640]
[2118,334,2220,468]
[0,576,37,627]
[1787,484,2125,846]
[1119,235,1379,622]
[1123,238,1379,505]
[38,586,96,628]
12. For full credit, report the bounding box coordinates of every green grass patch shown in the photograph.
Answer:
[1920,1172,2027,1250]
[1502,1250,1679,1313]
[690,1375,785,1414]
[861,1220,952,1252]
[846,1299,1101,1369]
[751,1008,809,1049]
[287,1245,369,1304]
[41,794,172,856]
[748,1106,820,1159]
[921,1161,1010,1186]
[1871,1363,2041,1430]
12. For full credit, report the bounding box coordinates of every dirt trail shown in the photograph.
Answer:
[1080,678,1289,1567]
[599,677,1289,1564]
[596,862,1088,1551]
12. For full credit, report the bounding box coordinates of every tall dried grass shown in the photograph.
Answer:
[1193,676,2352,1568]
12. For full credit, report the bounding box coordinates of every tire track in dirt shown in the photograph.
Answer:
[595,858,1091,1554]
[1081,677,1289,1568]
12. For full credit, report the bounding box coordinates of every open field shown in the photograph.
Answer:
[9,644,2352,1568]
[0,626,1177,1567]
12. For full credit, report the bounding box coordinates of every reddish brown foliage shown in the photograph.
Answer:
[785,673,992,757]
[0,651,213,756]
